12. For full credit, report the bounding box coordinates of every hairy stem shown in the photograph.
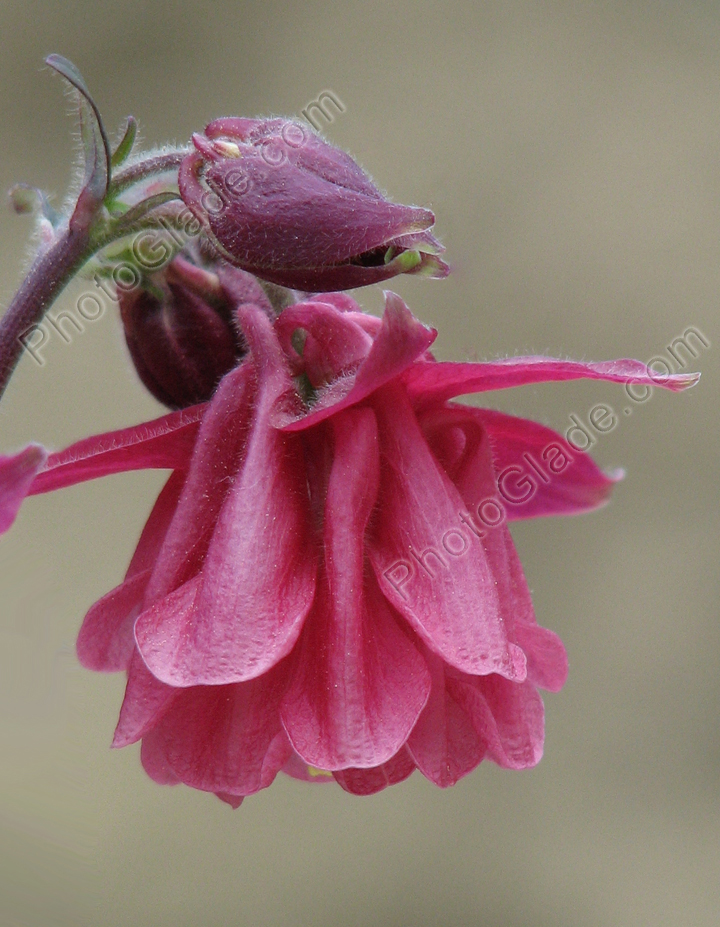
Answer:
[0,225,91,399]
[0,149,192,400]
[110,150,188,197]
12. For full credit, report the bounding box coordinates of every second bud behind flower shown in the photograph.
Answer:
[119,252,274,409]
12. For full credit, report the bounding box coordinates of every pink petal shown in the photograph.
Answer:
[206,732,291,803]
[405,357,700,408]
[281,753,335,783]
[368,384,527,681]
[342,311,383,338]
[449,673,545,770]
[459,407,618,519]
[76,570,150,672]
[281,408,431,770]
[333,747,416,795]
[406,648,486,787]
[274,300,373,385]
[140,728,182,785]
[135,307,316,686]
[147,662,290,797]
[277,292,436,432]
[0,444,47,534]
[125,471,187,578]
[112,650,179,747]
[143,363,256,603]
[513,622,568,693]
[76,472,186,673]
[339,293,436,396]
[309,293,364,313]
[29,405,204,496]
[215,793,245,809]
[259,732,295,787]
[420,406,569,692]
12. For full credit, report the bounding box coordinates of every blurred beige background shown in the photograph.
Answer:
[1,2,718,925]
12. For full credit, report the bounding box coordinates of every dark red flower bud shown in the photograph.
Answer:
[178,118,449,292]
[119,255,272,408]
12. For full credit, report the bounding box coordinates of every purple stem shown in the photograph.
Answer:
[110,151,188,195]
[0,151,188,400]
[0,224,90,399]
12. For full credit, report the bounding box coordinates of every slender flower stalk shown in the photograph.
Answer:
[0,57,189,399]
[0,224,91,398]
[109,151,189,198]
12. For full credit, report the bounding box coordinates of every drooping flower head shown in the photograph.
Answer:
[179,118,449,291]
[4,293,698,806]
[0,55,702,811]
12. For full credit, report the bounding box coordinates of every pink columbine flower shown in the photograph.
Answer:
[3,294,698,806]
[179,118,449,292]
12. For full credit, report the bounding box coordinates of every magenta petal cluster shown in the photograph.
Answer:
[3,294,697,806]
[179,118,449,292]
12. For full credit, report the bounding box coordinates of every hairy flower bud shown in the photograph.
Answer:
[119,254,272,408]
[178,118,449,292]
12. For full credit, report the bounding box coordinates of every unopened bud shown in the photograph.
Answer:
[119,256,272,408]
[179,117,449,292]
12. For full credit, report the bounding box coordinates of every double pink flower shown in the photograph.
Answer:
[1,293,697,805]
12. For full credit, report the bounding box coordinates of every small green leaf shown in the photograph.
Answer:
[111,116,138,168]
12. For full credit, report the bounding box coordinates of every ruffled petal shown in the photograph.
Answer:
[448,673,545,770]
[406,648,486,787]
[135,306,316,686]
[143,364,256,603]
[462,407,618,519]
[405,357,700,408]
[421,406,569,693]
[125,471,187,578]
[28,405,204,496]
[76,570,149,672]
[333,747,416,795]
[281,753,335,783]
[76,472,185,672]
[368,384,526,681]
[215,793,245,809]
[513,622,568,692]
[112,650,179,747]
[277,292,436,431]
[308,293,367,314]
[0,444,47,534]
[146,661,290,798]
[274,300,373,385]
[140,728,182,785]
[281,408,430,770]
